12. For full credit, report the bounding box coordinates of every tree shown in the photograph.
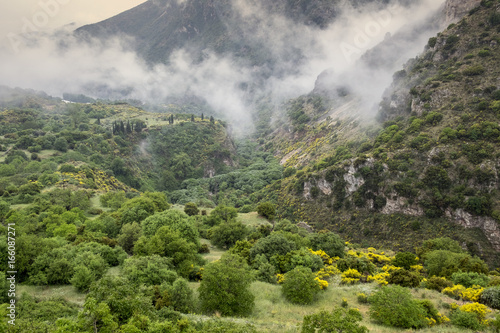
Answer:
[191,114,195,122]
[257,202,276,221]
[249,232,297,260]
[302,308,368,333]
[210,220,248,249]
[209,205,238,224]
[199,253,255,317]
[392,252,417,270]
[282,266,320,305]
[141,210,199,245]
[369,285,427,329]
[117,222,142,254]
[309,231,345,258]
[210,116,215,124]
[66,104,83,129]
[54,137,68,152]
[184,202,199,216]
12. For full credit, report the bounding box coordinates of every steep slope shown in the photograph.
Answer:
[76,0,415,65]
[258,0,500,265]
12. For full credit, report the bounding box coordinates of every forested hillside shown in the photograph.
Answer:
[1,0,500,332]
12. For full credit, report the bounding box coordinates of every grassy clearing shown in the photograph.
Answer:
[17,285,86,306]
[201,238,226,263]
[239,212,272,227]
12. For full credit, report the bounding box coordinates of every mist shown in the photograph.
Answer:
[0,0,447,134]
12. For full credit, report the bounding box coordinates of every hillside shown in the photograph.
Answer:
[254,0,500,266]
[76,0,418,65]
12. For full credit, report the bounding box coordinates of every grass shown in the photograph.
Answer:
[200,238,226,263]
[17,284,86,306]
[239,212,272,227]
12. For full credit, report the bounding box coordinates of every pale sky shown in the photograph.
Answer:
[0,0,146,47]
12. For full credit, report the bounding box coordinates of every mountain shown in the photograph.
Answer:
[254,0,500,265]
[76,0,415,65]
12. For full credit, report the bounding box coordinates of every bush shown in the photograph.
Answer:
[301,308,368,333]
[239,205,253,213]
[481,286,500,310]
[392,252,417,270]
[423,276,453,292]
[387,269,421,288]
[184,202,199,216]
[451,271,490,288]
[257,202,276,221]
[369,285,427,329]
[210,220,248,250]
[282,266,320,305]
[199,253,254,317]
[451,309,484,330]
[309,231,345,258]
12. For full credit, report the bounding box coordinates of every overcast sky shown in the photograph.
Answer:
[0,0,146,48]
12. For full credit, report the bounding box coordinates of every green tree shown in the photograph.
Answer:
[70,265,94,292]
[117,222,142,254]
[309,231,345,258]
[249,232,297,261]
[184,202,199,216]
[302,307,368,333]
[210,220,248,249]
[199,253,255,317]
[257,201,276,221]
[54,137,68,152]
[282,266,320,305]
[141,210,199,245]
[392,252,417,270]
[369,285,427,329]
[209,204,238,224]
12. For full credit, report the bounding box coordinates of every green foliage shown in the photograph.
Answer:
[199,253,255,317]
[309,231,345,258]
[369,285,427,329]
[337,255,375,275]
[450,309,484,330]
[210,219,248,249]
[387,269,421,288]
[70,265,94,292]
[208,205,239,225]
[257,201,276,220]
[87,275,153,323]
[122,255,176,286]
[270,247,324,274]
[153,278,194,313]
[463,64,486,76]
[451,271,490,288]
[423,276,453,292]
[392,252,417,270]
[282,266,320,305]
[184,202,199,216]
[417,237,463,258]
[424,250,488,277]
[141,210,199,246]
[480,286,500,310]
[249,232,298,261]
[301,307,368,333]
[117,222,142,254]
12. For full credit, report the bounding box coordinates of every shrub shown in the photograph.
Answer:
[450,309,484,330]
[369,285,427,329]
[423,276,453,292]
[199,253,255,317]
[451,271,489,288]
[309,231,345,258]
[463,65,486,76]
[183,202,199,216]
[256,202,276,220]
[392,252,417,270]
[282,266,320,305]
[480,286,500,310]
[387,269,421,288]
[210,220,248,250]
[239,205,253,213]
[301,307,368,333]
[341,269,362,285]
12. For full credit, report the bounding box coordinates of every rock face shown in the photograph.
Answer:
[443,0,481,25]
[446,209,500,252]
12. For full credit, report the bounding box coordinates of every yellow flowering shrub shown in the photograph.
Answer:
[410,265,424,272]
[367,272,390,285]
[308,249,333,265]
[316,265,341,280]
[381,265,401,274]
[276,274,285,284]
[341,269,361,285]
[315,277,329,290]
[461,285,484,302]
[442,284,466,299]
[459,302,491,321]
